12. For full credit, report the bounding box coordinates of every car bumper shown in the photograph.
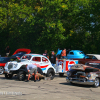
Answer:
[66,77,95,85]
[4,68,17,74]
[4,68,10,73]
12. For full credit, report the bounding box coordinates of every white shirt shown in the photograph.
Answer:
[27,64,37,70]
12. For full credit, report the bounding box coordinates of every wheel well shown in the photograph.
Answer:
[47,68,54,72]
[19,65,28,73]
[96,77,100,80]
[20,65,26,69]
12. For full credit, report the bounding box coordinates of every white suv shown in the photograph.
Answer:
[4,54,56,81]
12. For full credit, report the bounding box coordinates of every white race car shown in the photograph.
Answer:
[4,54,56,81]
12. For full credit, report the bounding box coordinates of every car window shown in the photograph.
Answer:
[92,56,97,60]
[86,55,93,59]
[42,57,49,63]
[32,57,41,62]
[22,55,31,60]
[69,52,74,55]
[79,52,84,54]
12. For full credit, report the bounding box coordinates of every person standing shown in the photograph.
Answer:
[26,64,39,82]
[5,46,10,57]
[50,51,57,67]
[56,48,62,59]
[43,50,49,59]
[61,48,66,59]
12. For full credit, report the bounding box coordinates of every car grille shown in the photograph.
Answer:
[8,63,13,69]
[71,72,86,78]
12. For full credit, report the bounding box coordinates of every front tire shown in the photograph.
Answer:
[18,71,26,81]
[46,68,55,80]
[5,73,13,79]
[0,67,4,75]
[93,78,99,88]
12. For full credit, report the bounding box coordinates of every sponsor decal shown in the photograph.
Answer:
[40,65,49,71]
[68,61,76,70]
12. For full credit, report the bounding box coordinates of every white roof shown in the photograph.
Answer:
[86,54,100,60]
[23,53,48,58]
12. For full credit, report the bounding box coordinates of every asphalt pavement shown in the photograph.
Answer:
[0,74,100,100]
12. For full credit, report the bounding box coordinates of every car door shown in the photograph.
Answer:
[40,57,50,72]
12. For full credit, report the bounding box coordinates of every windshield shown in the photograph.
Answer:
[85,55,97,59]
[86,63,100,69]
[12,52,26,57]
[79,51,84,54]
[21,55,32,60]
[0,57,11,63]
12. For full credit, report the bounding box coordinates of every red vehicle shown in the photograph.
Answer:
[73,54,100,64]
[0,48,31,74]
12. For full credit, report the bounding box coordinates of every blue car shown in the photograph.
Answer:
[66,50,85,59]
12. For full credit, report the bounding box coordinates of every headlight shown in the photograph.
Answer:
[87,73,91,78]
[14,64,18,68]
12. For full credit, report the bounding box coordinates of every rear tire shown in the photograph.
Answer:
[59,73,64,77]
[5,73,13,79]
[18,71,26,81]
[46,68,55,80]
[93,78,99,88]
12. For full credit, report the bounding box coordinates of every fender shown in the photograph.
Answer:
[19,68,28,73]
[43,66,55,74]
[19,65,28,73]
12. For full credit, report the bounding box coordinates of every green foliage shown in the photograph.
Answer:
[0,0,100,56]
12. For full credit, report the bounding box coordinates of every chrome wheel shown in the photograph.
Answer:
[49,72,53,77]
[94,78,99,87]
[20,73,24,79]
[18,71,26,81]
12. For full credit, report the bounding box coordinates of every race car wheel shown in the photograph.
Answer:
[0,67,4,75]
[59,73,64,77]
[5,73,13,79]
[46,68,55,80]
[93,78,99,88]
[18,71,26,81]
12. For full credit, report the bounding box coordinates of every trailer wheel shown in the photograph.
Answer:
[46,69,55,80]
[59,73,64,77]
[18,71,26,81]
[5,73,13,79]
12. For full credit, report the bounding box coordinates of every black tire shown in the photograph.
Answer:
[93,78,99,88]
[18,71,26,81]
[70,82,75,85]
[46,68,55,80]
[59,73,64,77]
[0,67,4,75]
[5,73,13,79]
